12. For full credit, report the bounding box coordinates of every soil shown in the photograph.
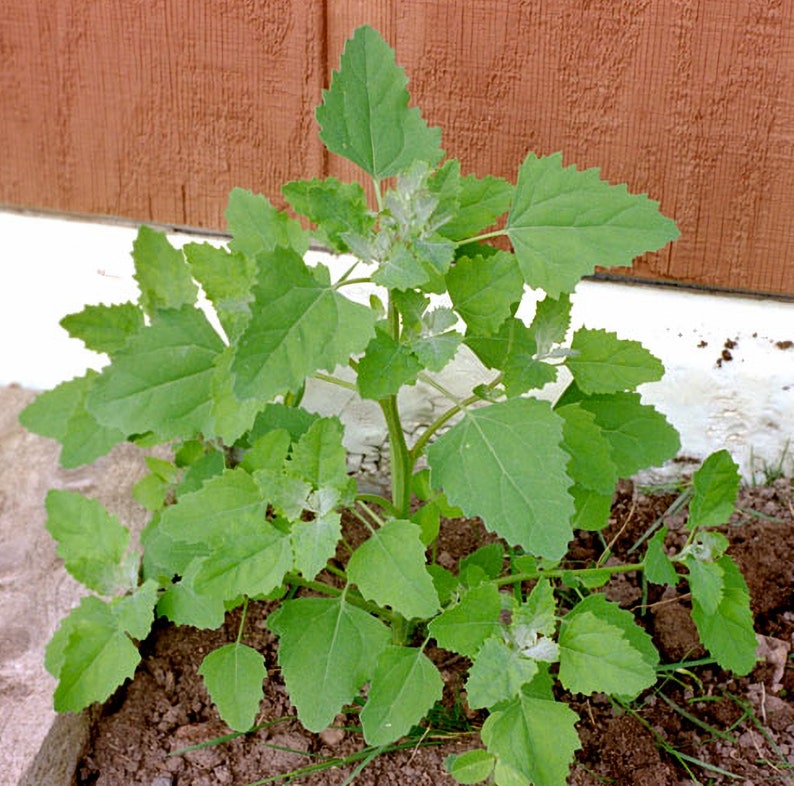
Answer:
[75,479,794,786]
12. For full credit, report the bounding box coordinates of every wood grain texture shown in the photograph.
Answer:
[0,1,792,294]
[0,0,325,228]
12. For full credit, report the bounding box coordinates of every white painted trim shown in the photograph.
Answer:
[3,209,793,480]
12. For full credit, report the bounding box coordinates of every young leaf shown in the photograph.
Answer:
[347,520,440,620]
[356,328,423,400]
[644,527,678,586]
[557,403,618,495]
[199,643,267,731]
[316,25,443,180]
[290,417,351,491]
[558,610,656,698]
[427,398,574,560]
[132,226,197,316]
[570,486,613,531]
[685,556,725,616]
[45,490,137,595]
[446,252,523,336]
[687,449,740,530]
[427,583,502,658]
[267,597,390,732]
[360,645,444,746]
[506,152,679,298]
[459,543,506,580]
[231,248,375,401]
[225,187,309,258]
[60,302,144,355]
[111,579,159,640]
[409,331,462,373]
[577,392,681,477]
[690,556,757,675]
[157,558,227,629]
[290,511,342,581]
[445,749,496,785]
[438,172,513,241]
[86,306,224,440]
[282,177,375,253]
[527,294,572,357]
[568,328,664,394]
[465,637,540,709]
[481,692,580,786]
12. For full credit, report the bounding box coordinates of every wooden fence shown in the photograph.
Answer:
[1,1,792,295]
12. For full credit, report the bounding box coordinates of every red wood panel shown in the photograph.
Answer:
[0,1,325,229]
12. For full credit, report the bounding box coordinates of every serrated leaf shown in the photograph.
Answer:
[249,404,321,445]
[428,583,502,658]
[570,486,612,530]
[466,637,540,709]
[558,610,656,697]
[183,242,256,342]
[447,252,523,336]
[568,328,664,394]
[45,490,137,595]
[514,579,557,637]
[347,520,439,619]
[690,556,757,675]
[132,226,197,316]
[19,372,127,468]
[357,328,422,400]
[48,595,142,712]
[372,243,433,290]
[481,693,580,786]
[688,450,740,531]
[60,302,144,355]
[577,393,680,477]
[527,294,572,357]
[157,558,227,629]
[208,347,265,444]
[427,398,574,560]
[360,645,443,745]
[199,643,267,731]
[290,418,351,491]
[557,403,618,494]
[226,187,309,257]
[445,749,496,785]
[159,468,268,545]
[506,152,679,298]
[644,527,679,586]
[410,332,462,373]
[282,177,375,253]
[231,248,375,400]
[268,597,390,731]
[438,173,513,241]
[291,511,341,580]
[685,556,725,616]
[111,580,159,640]
[316,25,443,179]
[459,543,505,581]
[86,306,224,440]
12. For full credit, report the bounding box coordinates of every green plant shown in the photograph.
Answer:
[20,25,758,786]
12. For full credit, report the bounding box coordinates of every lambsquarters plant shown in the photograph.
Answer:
[21,26,757,785]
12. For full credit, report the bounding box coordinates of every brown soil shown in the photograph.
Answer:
[76,480,794,786]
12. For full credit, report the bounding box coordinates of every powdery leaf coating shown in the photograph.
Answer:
[268,598,390,732]
[427,398,574,560]
[316,25,443,180]
[465,637,540,710]
[360,645,444,746]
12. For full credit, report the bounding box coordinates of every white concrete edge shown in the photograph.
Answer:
[3,208,793,481]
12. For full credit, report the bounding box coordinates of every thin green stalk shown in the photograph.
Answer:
[494,561,642,588]
[380,395,413,517]
[455,228,506,247]
[235,597,249,644]
[355,493,400,518]
[313,372,358,392]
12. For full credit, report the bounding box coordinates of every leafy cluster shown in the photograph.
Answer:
[21,26,757,785]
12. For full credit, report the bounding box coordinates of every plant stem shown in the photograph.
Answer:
[380,395,413,517]
[236,597,249,644]
[494,561,644,588]
[455,228,507,247]
[312,372,358,392]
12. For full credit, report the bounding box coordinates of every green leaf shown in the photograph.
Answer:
[428,583,502,658]
[268,597,390,732]
[157,559,227,629]
[290,511,341,580]
[570,486,613,531]
[282,177,375,253]
[527,294,572,357]
[183,242,256,342]
[577,393,681,477]
[481,692,580,786]
[209,346,265,444]
[290,418,351,491]
[226,187,309,257]
[45,490,137,595]
[568,328,664,394]
[506,152,679,298]
[19,373,127,468]
[514,579,557,637]
[466,637,540,709]
[690,556,757,675]
[460,543,505,580]
[316,25,443,180]
[447,252,523,336]
[112,579,159,640]
[438,173,513,241]
[558,610,656,697]
[231,247,375,400]
[409,332,462,373]
[445,749,496,785]
[347,520,439,619]
[360,645,444,746]
[688,450,740,530]
[357,328,422,400]
[427,398,574,560]
[557,403,618,494]
[199,643,267,731]
[48,595,142,712]
[86,306,224,440]
[132,226,197,316]
[644,528,678,586]
[60,302,144,355]
[685,556,725,616]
